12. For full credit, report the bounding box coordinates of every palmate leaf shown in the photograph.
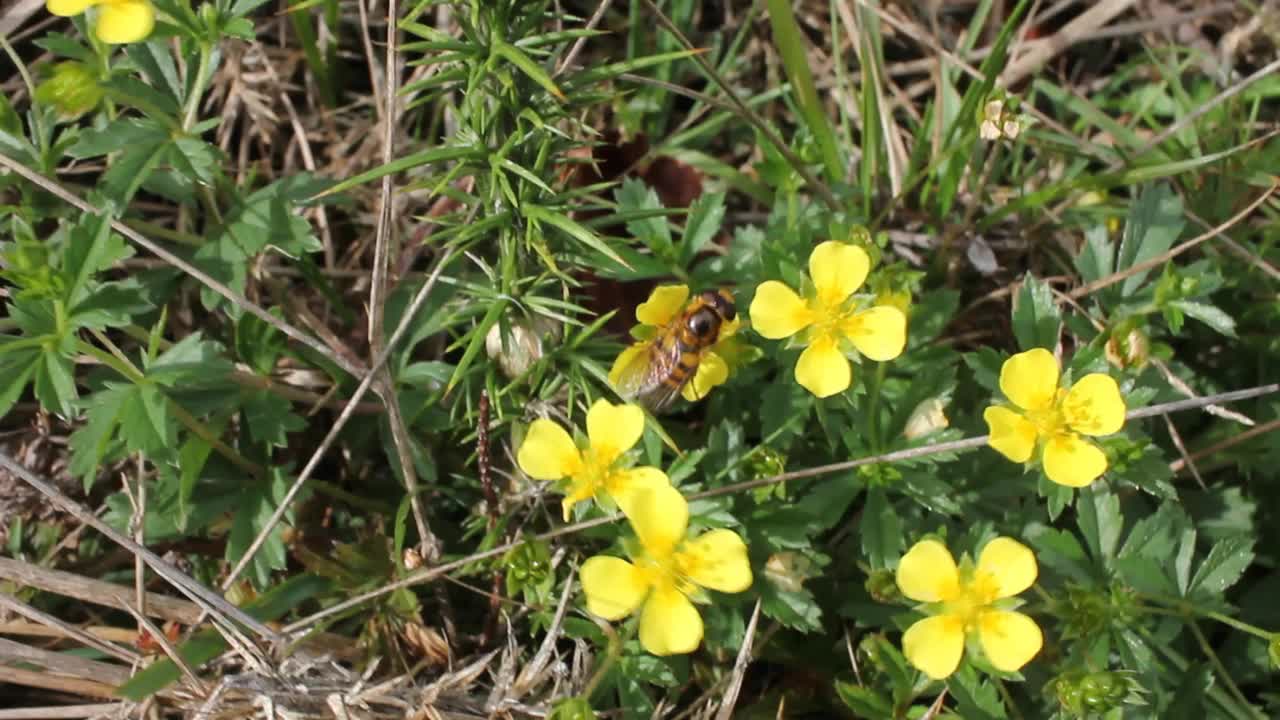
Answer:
[226,466,297,589]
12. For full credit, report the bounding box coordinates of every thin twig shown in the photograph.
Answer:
[0,591,140,665]
[714,599,761,720]
[0,452,279,643]
[116,597,209,697]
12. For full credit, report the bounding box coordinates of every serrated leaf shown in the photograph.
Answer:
[241,389,305,448]
[1011,273,1061,352]
[226,467,294,589]
[834,682,893,718]
[615,178,672,254]
[1077,487,1122,568]
[1118,184,1183,296]
[1189,536,1254,597]
[1166,300,1236,337]
[679,191,724,266]
[861,487,902,569]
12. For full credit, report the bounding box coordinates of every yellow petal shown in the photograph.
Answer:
[517,419,581,481]
[896,539,961,603]
[977,610,1043,673]
[586,399,644,461]
[717,314,741,339]
[976,537,1038,598]
[983,406,1038,463]
[626,484,688,559]
[902,614,965,680]
[749,281,814,339]
[95,0,154,43]
[639,585,702,655]
[844,306,907,361]
[681,351,728,402]
[1062,373,1126,436]
[605,466,670,519]
[581,556,649,620]
[608,344,646,389]
[794,335,851,398]
[47,0,95,16]
[999,348,1059,411]
[809,241,869,306]
[677,529,753,593]
[1043,433,1107,487]
[636,284,689,326]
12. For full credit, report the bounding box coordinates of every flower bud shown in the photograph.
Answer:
[902,397,949,440]
[485,315,560,379]
[35,62,103,119]
[764,551,814,593]
[1105,327,1149,370]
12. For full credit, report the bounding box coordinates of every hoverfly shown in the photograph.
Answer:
[610,288,737,413]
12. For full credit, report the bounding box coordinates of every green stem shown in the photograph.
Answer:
[1186,618,1265,720]
[182,43,212,131]
[1137,595,1274,641]
[864,361,887,451]
[582,616,626,701]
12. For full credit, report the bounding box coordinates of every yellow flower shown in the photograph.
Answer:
[517,399,669,521]
[982,348,1126,487]
[896,537,1043,680]
[749,242,907,398]
[580,484,752,656]
[47,0,155,44]
[608,284,741,402]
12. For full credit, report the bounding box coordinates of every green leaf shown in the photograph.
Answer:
[1166,300,1236,337]
[1077,487,1122,569]
[834,682,893,718]
[1189,536,1254,597]
[241,389,305,448]
[678,191,725,266]
[525,205,630,269]
[226,466,295,589]
[615,178,672,256]
[0,346,41,419]
[948,666,1008,719]
[1011,273,1061,352]
[860,487,903,569]
[317,145,480,197]
[34,350,77,417]
[492,39,564,100]
[1118,184,1183,296]
[764,0,841,182]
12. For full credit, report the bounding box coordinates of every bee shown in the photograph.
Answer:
[611,288,737,413]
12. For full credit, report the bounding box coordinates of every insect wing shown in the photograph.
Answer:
[612,335,683,410]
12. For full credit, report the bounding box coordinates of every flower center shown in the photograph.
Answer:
[1023,389,1068,438]
[634,551,691,596]
[944,570,1002,632]
[574,444,619,496]
[806,296,854,346]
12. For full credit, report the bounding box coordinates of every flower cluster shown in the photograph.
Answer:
[518,400,753,656]
[47,0,155,44]
[516,235,1128,679]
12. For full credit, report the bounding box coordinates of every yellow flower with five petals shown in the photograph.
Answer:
[517,399,670,521]
[749,242,907,398]
[47,0,155,44]
[983,348,1126,487]
[581,484,753,656]
[896,537,1043,680]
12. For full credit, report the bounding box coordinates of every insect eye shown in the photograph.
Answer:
[686,311,714,337]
